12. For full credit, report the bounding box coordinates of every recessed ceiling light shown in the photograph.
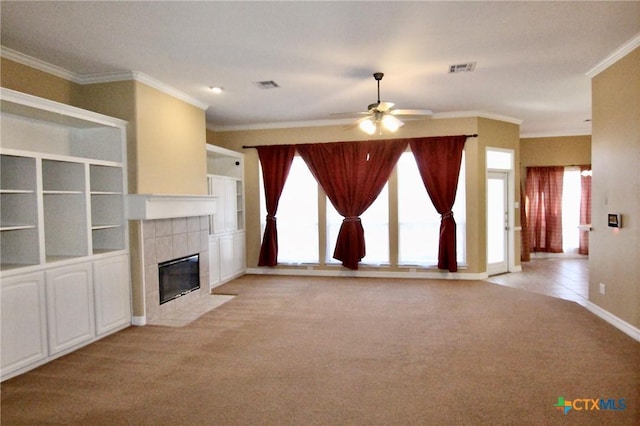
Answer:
[209,86,223,94]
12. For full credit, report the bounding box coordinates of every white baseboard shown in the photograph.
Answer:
[131,316,147,326]
[585,302,640,342]
[246,267,488,280]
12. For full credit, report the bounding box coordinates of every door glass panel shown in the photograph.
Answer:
[487,176,506,264]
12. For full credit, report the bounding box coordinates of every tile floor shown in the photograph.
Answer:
[148,294,235,327]
[486,255,589,305]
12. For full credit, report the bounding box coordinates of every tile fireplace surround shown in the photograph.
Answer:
[141,215,210,323]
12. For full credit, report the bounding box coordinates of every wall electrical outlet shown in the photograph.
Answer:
[599,283,606,295]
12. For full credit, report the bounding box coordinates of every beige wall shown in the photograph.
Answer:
[210,116,519,275]
[520,135,591,168]
[134,83,207,195]
[590,47,640,328]
[1,58,82,105]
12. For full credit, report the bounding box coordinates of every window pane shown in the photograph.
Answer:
[326,184,389,265]
[398,151,466,266]
[260,156,318,264]
[487,149,512,170]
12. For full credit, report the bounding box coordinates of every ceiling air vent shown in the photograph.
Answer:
[449,62,477,73]
[255,80,279,89]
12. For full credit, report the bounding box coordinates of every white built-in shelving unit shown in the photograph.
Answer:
[206,144,246,289]
[0,88,132,381]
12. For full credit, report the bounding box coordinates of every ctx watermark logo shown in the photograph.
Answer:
[554,397,627,414]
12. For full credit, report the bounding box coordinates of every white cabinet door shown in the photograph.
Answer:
[209,235,220,289]
[93,254,131,335]
[209,175,238,234]
[233,231,246,276]
[45,262,95,355]
[219,234,235,282]
[1,272,48,379]
[223,178,238,232]
[209,177,226,234]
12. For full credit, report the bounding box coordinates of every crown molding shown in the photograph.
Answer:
[586,32,640,78]
[78,71,208,110]
[520,128,592,139]
[433,110,523,125]
[1,46,80,82]
[0,46,208,110]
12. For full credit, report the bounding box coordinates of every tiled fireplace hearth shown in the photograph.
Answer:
[142,215,210,323]
[127,194,218,325]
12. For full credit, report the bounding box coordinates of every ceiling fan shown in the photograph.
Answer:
[332,72,432,135]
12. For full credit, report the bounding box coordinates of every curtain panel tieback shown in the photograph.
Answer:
[343,216,361,222]
[441,211,454,219]
[266,214,277,221]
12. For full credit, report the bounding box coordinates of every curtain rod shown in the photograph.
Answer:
[242,134,479,149]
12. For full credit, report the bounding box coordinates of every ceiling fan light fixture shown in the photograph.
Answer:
[359,118,377,135]
[382,114,404,132]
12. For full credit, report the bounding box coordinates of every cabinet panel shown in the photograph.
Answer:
[93,255,131,335]
[209,177,225,234]
[1,272,48,377]
[208,175,240,234]
[209,236,221,289]
[233,231,246,275]
[224,178,238,232]
[219,235,235,282]
[45,263,95,355]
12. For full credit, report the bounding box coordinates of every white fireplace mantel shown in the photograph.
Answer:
[126,194,217,220]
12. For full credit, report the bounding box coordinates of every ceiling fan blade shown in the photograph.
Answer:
[389,108,433,117]
[375,101,395,112]
[330,111,370,118]
[343,116,372,130]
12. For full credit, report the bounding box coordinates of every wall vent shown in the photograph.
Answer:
[449,62,477,73]
[255,80,279,89]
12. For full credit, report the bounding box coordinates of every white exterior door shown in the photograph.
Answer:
[487,172,509,275]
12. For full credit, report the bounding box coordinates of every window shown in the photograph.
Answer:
[397,151,466,266]
[259,156,318,263]
[326,184,389,265]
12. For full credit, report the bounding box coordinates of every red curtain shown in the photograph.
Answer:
[297,139,408,269]
[525,166,564,253]
[256,145,296,266]
[579,165,592,255]
[409,136,466,272]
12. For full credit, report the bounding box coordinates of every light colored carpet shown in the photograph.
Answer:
[2,275,638,425]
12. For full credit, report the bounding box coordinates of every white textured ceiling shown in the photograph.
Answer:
[1,1,639,136]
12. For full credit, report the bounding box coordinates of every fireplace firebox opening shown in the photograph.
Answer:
[158,254,200,305]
